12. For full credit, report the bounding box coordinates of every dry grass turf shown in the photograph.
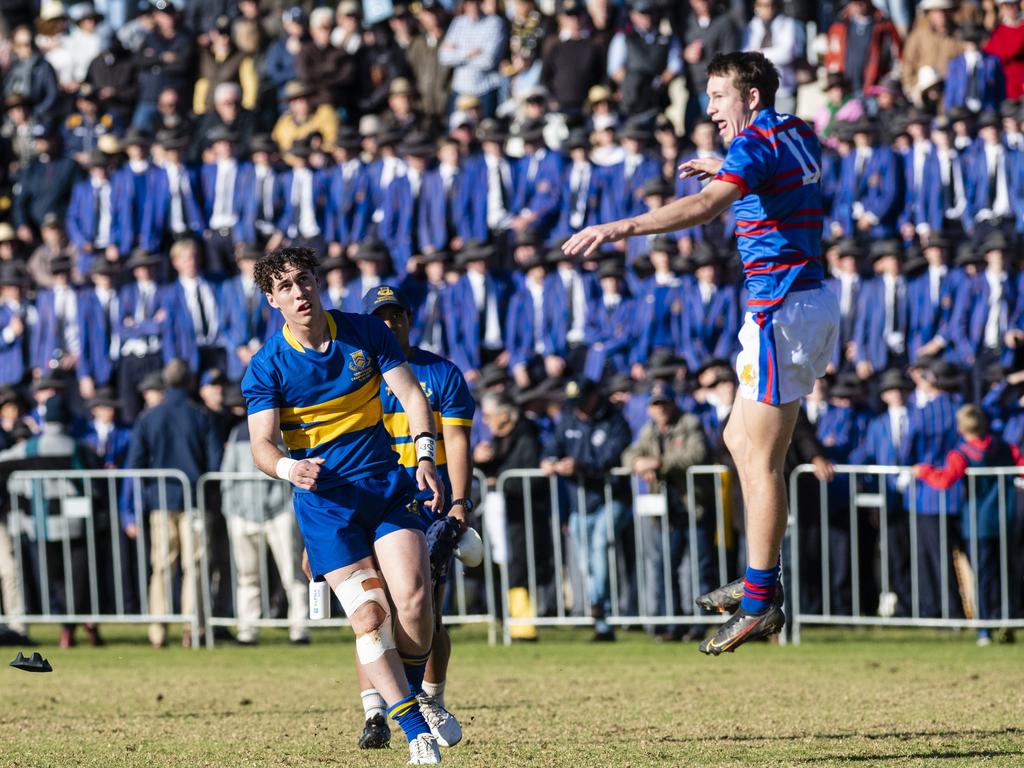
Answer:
[0,625,1022,767]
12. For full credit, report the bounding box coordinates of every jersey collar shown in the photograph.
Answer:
[283,310,337,353]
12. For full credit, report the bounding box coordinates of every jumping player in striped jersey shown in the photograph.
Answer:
[563,51,840,654]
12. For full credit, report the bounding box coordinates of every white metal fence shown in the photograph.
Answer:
[3,464,1022,648]
[489,465,734,645]
[195,469,499,646]
[2,469,205,648]
[788,464,1024,643]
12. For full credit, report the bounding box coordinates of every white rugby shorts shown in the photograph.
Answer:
[734,286,840,405]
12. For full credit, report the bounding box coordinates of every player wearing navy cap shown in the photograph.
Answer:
[353,285,476,752]
[242,247,445,764]
[563,51,840,654]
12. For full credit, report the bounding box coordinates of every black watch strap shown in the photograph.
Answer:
[450,498,474,512]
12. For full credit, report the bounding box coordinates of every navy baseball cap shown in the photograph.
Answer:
[200,368,227,387]
[647,382,676,406]
[362,284,410,315]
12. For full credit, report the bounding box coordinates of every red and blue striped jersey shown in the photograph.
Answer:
[714,108,825,313]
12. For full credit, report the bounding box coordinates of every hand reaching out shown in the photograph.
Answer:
[678,157,723,182]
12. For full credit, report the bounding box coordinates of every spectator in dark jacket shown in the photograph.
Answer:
[541,378,631,641]
[540,0,603,118]
[680,0,738,131]
[86,37,140,128]
[133,4,196,131]
[11,125,77,244]
[260,5,306,109]
[295,7,359,116]
[125,359,224,649]
[407,2,451,134]
[3,26,60,123]
[0,395,103,649]
[191,82,257,161]
[475,391,553,641]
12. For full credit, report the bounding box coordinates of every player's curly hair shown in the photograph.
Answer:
[706,51,779,109]
[253,247,319,294]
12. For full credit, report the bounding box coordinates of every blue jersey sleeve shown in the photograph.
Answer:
[439,363,476,427]
[715,132,775,197]
[241,354,280,415]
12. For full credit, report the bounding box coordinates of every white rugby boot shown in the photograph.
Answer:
[407,733,441,764]
[416,693,463,747]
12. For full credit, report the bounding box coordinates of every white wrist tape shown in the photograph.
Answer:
[276,457,298,481]
[415,434,436,464]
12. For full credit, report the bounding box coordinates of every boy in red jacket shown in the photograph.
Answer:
[914,405,1024,645]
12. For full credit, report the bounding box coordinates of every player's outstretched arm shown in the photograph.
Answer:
[383,362,446,511]
[562,179,741,258]
[249,408,325,490]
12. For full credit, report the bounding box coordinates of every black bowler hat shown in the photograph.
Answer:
[454,241,493,266]
[354,239,390,264]
[690,241,718,269]
[869,239,903,262]
[125,249,162,270]
[878,368,914,393]
[830,373,866,399]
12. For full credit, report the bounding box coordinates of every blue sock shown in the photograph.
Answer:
[388,694,431,741]
[740,563,781,614]
[400,647,431,695]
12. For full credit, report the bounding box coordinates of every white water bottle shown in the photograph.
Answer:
[309,577,330,620]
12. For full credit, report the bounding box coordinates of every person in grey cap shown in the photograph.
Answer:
[541,377,632,641]
[623,381,714,642]
[219,392,311,647]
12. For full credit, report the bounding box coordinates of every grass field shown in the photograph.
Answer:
[1,625,1022,768]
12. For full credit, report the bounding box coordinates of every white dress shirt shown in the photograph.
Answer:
[210,158,239,230]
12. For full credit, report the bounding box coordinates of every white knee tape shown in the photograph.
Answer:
[355,619,395,665]
[335,568,395,664]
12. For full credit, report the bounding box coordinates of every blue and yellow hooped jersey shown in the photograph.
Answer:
[378,347,475,500]
[242,310,407,492]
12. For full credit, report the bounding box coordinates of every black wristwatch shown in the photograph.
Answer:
[450,498,474,513]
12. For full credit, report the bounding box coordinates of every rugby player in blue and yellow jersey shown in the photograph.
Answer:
[564,52,840,655]
[353,284,476,752]
[242,247,445,765]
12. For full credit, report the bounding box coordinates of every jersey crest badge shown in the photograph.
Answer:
[349,350,373,381]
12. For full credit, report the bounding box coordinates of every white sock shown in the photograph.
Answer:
[360,689,386,720]
[421,680,446,709]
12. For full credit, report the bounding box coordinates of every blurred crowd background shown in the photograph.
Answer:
[0,0,1024,646]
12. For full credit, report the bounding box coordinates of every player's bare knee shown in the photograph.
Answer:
[724,422,747,463]
[393,582,431,632]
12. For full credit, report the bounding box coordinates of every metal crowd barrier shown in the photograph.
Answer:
[788,464,1024,643]
[2,469,205,649]
[11,462,1017,650]
[491,465,735,645]
[197,469,499,647]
